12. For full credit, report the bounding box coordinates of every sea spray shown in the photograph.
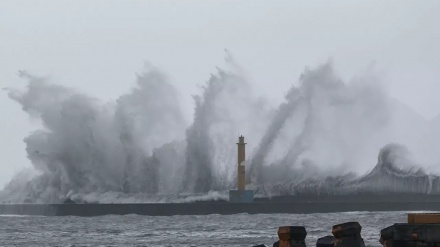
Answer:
[254,144,440,197]
[2,59,440,203]
[183,65,270,192]
[2,67,186,202]
[250,62,393,184]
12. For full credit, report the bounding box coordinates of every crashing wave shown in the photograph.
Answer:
[2,58,440,204]
[254,144,440,198]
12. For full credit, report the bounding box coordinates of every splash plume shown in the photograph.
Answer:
[1,59,440,203]
[2,67,186,202]
[183,65,269,192]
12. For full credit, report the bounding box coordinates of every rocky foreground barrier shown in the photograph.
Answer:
[254,213,440,247]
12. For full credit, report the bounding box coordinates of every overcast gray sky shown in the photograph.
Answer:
[1,0,439,187]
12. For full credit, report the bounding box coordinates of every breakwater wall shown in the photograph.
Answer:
[2,195,440,216]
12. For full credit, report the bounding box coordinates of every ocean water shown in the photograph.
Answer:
[0,211,408,246]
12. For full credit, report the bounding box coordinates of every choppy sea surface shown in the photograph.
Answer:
[0,211,409,246]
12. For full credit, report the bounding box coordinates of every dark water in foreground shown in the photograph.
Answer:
[0,211,408,246]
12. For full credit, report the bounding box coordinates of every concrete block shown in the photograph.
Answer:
[408,213,440,224]
[316,236,335,247]
[332,222,365,247]
[277,226,307,241]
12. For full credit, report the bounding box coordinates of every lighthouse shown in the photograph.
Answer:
[237,135,246,191]
[229,135,254,203]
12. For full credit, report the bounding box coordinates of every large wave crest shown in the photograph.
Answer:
[1,59,439,203]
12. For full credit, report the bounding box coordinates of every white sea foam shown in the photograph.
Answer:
[2,57,440,203]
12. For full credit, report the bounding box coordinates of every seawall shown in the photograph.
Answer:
[2,194,440,216]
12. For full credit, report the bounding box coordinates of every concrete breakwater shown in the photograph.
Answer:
[255,214,440,247]
[2,198,440,216]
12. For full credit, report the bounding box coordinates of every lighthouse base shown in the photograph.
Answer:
[229,190,254,203]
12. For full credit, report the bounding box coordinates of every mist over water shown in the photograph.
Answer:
[2,58,440,203]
